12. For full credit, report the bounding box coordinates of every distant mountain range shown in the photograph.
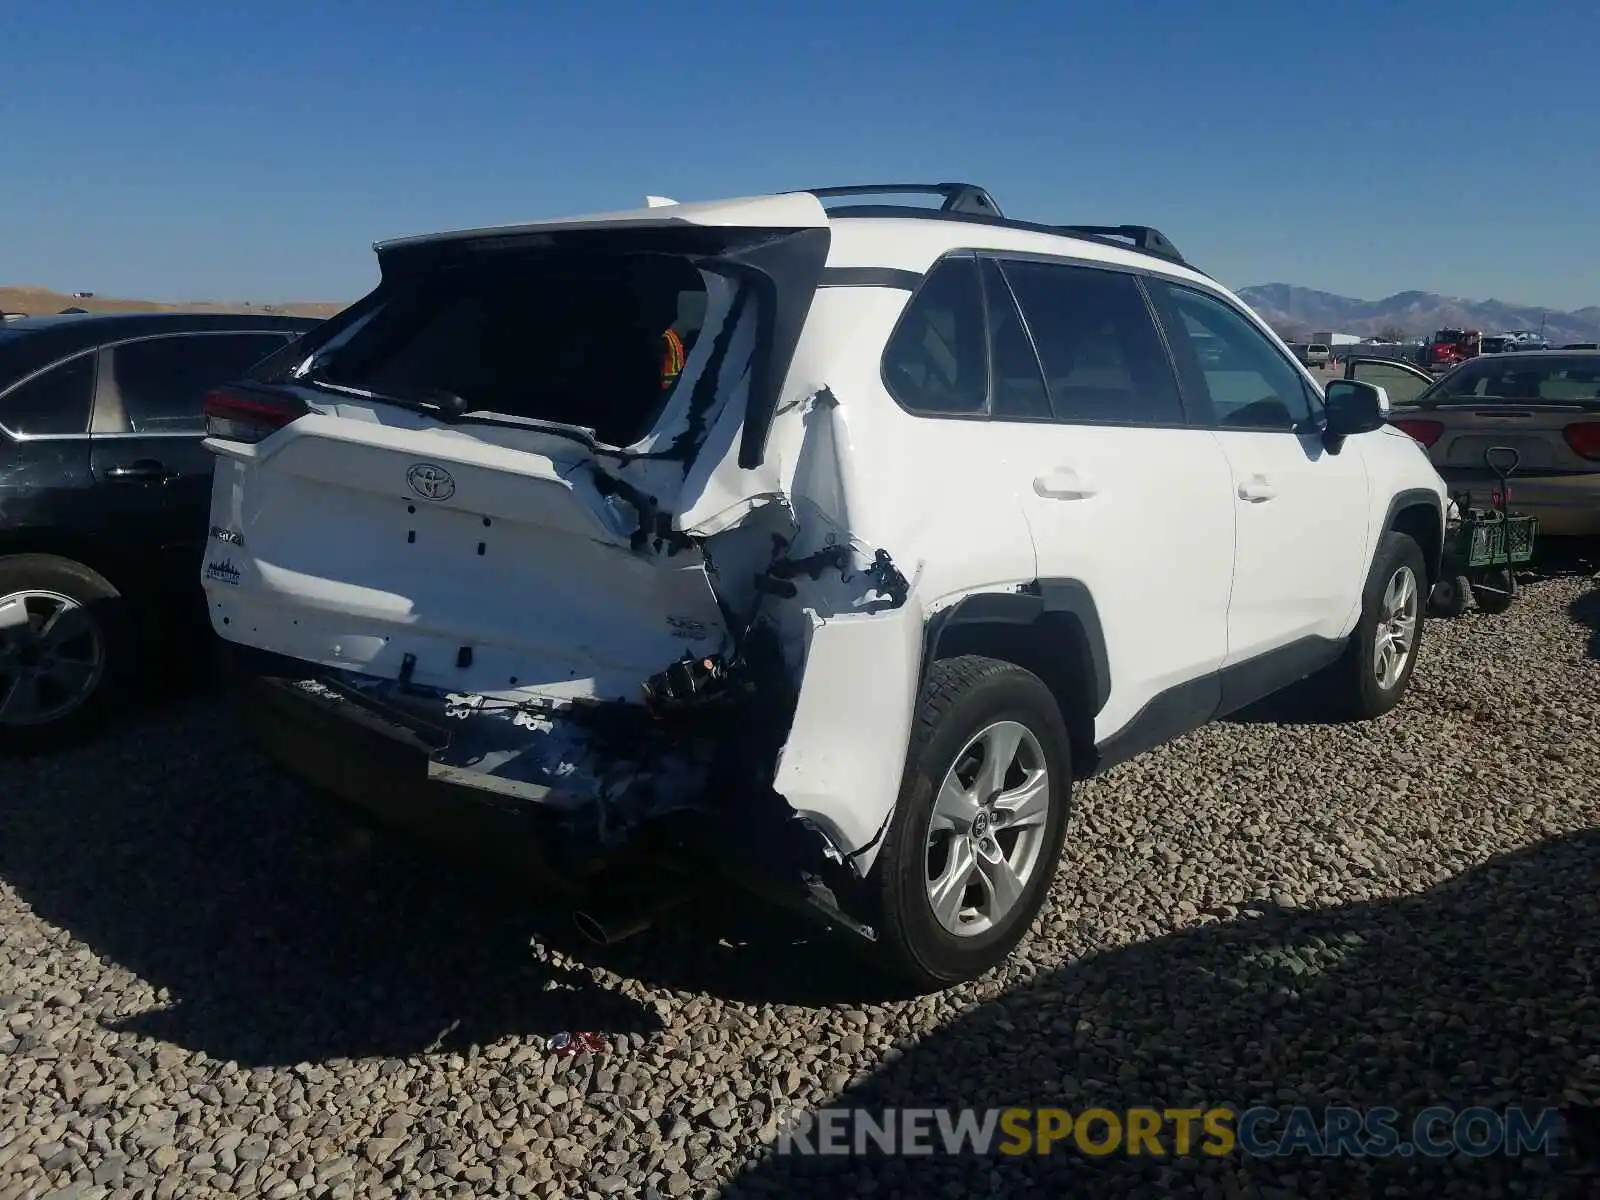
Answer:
[1237,284,1600,346]
[0,285,343,320]
[8,279,1599,348]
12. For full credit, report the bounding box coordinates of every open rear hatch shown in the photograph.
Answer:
[202,194,832,705]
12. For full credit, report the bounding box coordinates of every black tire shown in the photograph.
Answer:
[0,553,132,750]
[1313,531,1428,722]
[1428,574,1473,618]
[1472,568,1517,614]
[867,655,1072,991]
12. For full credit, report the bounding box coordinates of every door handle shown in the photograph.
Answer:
[105,459,173,483]
[1033,468,1097,500]
[1237,477,1278,502]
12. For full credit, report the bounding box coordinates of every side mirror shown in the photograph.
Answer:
[1323,380,1388,447]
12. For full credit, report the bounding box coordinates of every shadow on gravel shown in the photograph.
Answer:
[536,899,908,1011]
[1221,674,1336,727]
[1529,536,1599,582]
[728,829,1600,1199]
[1570,585,1600,662]
[0,701,664,1067]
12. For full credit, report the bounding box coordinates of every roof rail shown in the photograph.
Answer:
[790,186,1192,268]
[796,182,1005,218]
[1054,224,1185,265]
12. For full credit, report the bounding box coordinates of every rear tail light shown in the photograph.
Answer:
[203,387,308,444]
[1562,420,1600,461]
[1391,418,1444,448]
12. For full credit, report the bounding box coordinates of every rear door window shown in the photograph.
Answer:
[980,259,1051,421]
[998,259,1185,425]
[0,354,96,436]
[107,333,290,433]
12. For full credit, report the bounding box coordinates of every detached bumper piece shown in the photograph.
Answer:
[228,663,588,891]
[224,652,878,941]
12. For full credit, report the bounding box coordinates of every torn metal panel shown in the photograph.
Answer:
[654,279,791,537]
[620,273,748,465]
[769,592,925,877]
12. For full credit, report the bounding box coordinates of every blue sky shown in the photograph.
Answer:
[5,0,1597,309]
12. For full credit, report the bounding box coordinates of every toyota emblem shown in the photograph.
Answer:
[406,462,456,502]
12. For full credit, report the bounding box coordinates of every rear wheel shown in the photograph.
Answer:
[868,655,1072,991]
[0,554,131,749]
[1313,532,1427,721]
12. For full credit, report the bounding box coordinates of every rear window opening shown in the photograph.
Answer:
[313,252,713,448]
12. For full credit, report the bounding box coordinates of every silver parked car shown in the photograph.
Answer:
[1341,350,1600,536]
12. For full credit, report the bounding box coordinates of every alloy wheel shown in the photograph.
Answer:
[0,590,106,727]
[924,720,1052,937]
[1373,566,1419,690]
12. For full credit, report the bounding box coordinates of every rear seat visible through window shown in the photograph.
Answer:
[998,258,1186,426]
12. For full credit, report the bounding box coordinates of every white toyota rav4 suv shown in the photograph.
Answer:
[199,183,1447,990]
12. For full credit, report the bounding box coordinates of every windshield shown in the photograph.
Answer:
[312,251,716,448]
[1414,355,1600,404]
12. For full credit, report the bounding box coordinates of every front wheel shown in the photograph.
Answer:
[868,655,1072,991]
[1313,531,1427,721]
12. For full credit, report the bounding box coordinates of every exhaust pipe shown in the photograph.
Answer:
[571,886,691,947]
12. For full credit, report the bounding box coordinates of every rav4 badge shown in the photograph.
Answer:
[406,462,456,502]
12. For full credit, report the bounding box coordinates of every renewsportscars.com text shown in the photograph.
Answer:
[774,1105,1565,1159]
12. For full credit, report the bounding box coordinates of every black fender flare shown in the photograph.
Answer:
[1380,488,1446,583]
[919,580,1112,716]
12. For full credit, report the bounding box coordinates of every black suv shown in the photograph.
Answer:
[0,312,321,743]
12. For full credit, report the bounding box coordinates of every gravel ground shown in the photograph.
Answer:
[2,562,1597,1200]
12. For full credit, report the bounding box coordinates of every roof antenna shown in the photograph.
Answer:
[645,195,679,208]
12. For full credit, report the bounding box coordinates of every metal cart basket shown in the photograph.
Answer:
[1428,446,1539,617]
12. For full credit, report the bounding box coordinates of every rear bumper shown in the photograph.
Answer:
[223,648,876,935]
[227,655,585,891]
[1437,470,1600,537]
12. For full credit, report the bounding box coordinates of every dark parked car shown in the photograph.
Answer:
[0,312,321,744]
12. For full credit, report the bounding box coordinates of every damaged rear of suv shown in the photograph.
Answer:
[205,190,936,961]
[204,184,1445,989]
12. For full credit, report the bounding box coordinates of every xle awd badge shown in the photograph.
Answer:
[406,462,456,502]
